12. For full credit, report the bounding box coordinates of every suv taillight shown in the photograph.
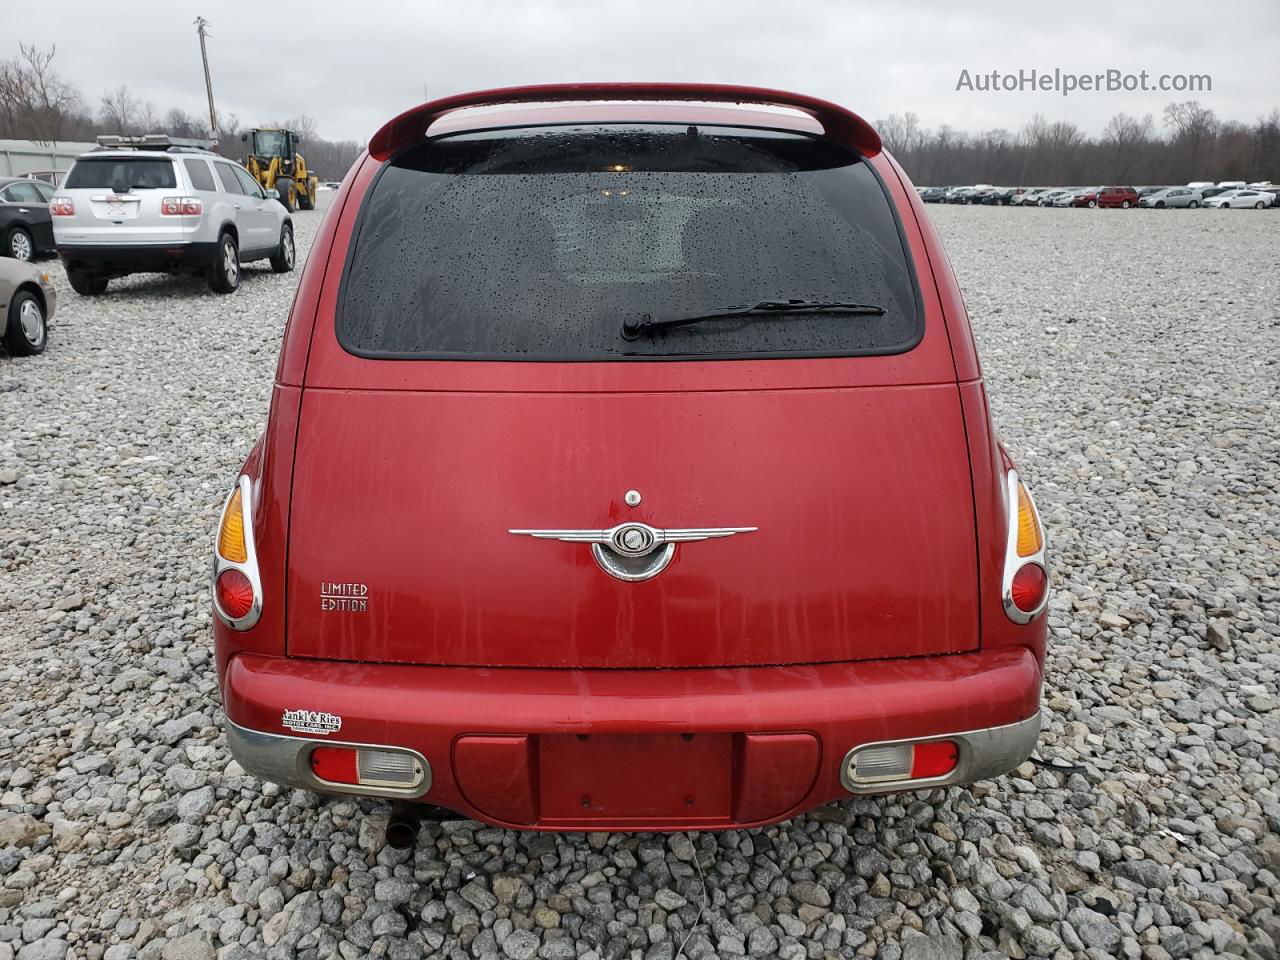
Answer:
[50,198,74,216]
[1002,470,1049,622]
[161,196,202,216]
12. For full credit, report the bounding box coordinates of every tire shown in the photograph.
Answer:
[1087,200,1097,208]
[5,226,34,262]
[67,269,108,296]
[1255,201,1265,209]
[1121,200,1131,208]
[276,177,295,212]
[207,231,241,294]
[1155,201,1166,208]
[3,289,47,355]
[297,182,315,210]
[269,223,295,273]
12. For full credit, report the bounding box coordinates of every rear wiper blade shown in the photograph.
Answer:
[621,299,886,340]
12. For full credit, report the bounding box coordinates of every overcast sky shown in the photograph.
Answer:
[4,0,1278,144]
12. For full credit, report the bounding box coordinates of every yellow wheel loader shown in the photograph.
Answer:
[242,128,319,212]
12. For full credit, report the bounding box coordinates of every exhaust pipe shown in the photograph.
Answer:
[385,803,422,849]
[384,802,456,849]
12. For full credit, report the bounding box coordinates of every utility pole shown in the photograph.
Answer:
[195,17,219,146]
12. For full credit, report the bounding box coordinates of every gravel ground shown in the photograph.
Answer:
[1,198,1277,960]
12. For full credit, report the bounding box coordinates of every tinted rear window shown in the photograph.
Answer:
[339,125,920,360]
[65,157,176,190]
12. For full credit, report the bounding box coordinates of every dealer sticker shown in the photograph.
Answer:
[281,709,342,736]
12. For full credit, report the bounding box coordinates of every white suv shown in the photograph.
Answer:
[50,135,294,295]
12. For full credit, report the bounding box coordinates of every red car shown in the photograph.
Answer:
[1071,189,1100,208]
[1097,186,1140,209]
[212,84,1049,833]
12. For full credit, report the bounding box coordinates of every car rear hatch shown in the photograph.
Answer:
[55,155,190,245]
[286,120,978,669]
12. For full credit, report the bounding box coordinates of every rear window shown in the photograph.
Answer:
[65,157,176,190]
[339,124,921,361]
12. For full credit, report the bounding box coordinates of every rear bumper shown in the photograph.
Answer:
[220,647,1042,830]
[57,242,218,275]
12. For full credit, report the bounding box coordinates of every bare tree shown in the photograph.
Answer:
[1163,101,1217,180]
[0,44,79,141]
[138,100,160,134]
[876,112,920,157]
[99,86,139,134]
[164,108,210,140]
[1102,112,1154,182]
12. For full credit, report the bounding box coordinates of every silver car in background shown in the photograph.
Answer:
[49,135,295,296]
[1205,188,1274,209]
[1139,187,1203,209]
[0,258,56,355]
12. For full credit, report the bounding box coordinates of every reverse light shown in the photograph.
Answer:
[49,197,74,216]
[213,476,261,630]
[845,739,960,786]
[309,746,426,790]
[161,196,202,216]
[1002,470,1049,623]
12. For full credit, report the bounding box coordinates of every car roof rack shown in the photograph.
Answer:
[94,134,216,153]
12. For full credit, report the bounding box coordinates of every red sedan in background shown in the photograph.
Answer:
[211,84,1050,834]
[1071,188,1100,207]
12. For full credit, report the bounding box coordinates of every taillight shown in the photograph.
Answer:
[213,476,261,629]
[309,746,427,790]
[1010,563,1048,614]
[844,738,959,786]
[215,569,254,619]
[1002,470,1048,622]
[50,198,74,216]
[161,196,202,216]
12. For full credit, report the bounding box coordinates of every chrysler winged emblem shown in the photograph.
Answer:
[509,521,757,582]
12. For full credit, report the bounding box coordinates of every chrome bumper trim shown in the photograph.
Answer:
[839,712,1042,794]
[222,716,433,800]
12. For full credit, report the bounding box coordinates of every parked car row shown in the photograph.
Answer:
[918,180,1277,209]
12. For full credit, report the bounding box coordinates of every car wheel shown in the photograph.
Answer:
[269,222,295,273]
[276,177,295,213]
[207,232,241,294]
[1255,201,1265,209]
[5,227,34,262]
[1087,200,1097,208]
[1121,200,1131,208]
[1186,200,1197,208]
[66,269,109,296]
[3,289,47,355]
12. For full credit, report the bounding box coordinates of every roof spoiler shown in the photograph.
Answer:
[367,83,882,160]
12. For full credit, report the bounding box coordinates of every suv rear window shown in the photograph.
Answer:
[339,125,920,360]
[65,157,176,190]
